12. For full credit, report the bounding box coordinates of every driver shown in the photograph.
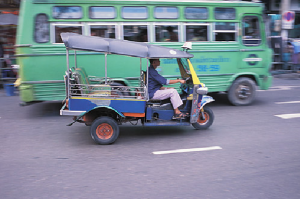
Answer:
[148,59,187,119]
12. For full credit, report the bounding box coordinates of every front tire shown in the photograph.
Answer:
[228,77,256,106]
[90,116,119,145]
[192,106,214,130]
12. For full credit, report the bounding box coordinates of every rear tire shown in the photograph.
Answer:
[192,106,214,130]
[90,116,119,145]
[228,77,256,106]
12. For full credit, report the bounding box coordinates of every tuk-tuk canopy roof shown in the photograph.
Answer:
[60,33,193,59]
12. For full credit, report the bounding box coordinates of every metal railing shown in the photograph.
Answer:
[68,83,147,100]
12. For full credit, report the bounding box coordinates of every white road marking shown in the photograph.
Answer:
[275,113,300,119]
[275,101,300,104]
[153,146,222,155]
[258,86,300,92]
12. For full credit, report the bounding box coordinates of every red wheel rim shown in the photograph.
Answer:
[96,123,113,140]
[197,112,209,125]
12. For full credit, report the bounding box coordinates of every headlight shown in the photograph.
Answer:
[196,87,208,95]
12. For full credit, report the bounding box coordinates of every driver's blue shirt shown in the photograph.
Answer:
[148,65,170,99]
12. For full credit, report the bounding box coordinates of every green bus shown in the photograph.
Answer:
[16,0,272,106]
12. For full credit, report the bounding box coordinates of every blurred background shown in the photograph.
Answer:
[1,0,300,91]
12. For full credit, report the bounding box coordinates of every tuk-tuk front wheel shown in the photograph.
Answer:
[90,116,119,145]
[192,106,214,130]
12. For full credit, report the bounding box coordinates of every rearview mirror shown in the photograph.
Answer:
[196,87,208,95]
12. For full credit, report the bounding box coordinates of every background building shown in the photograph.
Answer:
[0,0,20,56]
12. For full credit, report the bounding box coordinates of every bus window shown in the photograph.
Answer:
[123,25,148,42]
[215,22,236,30]
[53,6,82,19]
[34,14,50,43]
[214,8,236,20]
[185,7,208,20]
[54,24,83,43]
[243,16,261,45]
[155,25,178,42]
[89,6,116,19]
[122,7,148,19]
[90,25,116,38]
[214,22,237,42]
[154,7,178,19]
[185,24,208,42]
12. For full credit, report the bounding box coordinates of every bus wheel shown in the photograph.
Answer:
[111,82,130,97]
[192,106,214,130]
[90,116,119,145]
[228,77,256,106]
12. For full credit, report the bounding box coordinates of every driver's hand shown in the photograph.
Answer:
[179,79,186,84]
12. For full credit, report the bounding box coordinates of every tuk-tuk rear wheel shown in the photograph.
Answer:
[96,123,113,139]
[90,116,119,145]
[192,106,214,130]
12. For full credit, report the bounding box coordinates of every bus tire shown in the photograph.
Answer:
[228,77,256,106]
[192,106,214,130]
[90,116,119,145]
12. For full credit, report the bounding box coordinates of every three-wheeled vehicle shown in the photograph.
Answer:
[60,33,214,145]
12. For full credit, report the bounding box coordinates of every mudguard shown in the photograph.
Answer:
[200,95,215,110]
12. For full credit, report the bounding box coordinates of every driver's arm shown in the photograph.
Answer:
[169,79,186,84]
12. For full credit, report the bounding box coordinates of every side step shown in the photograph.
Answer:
[144,120,190,127]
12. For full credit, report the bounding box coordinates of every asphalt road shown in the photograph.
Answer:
[0,76,300,199]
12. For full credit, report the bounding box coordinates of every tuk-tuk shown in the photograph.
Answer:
[60,33,214,145]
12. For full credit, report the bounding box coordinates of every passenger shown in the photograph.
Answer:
[138,29,148,42]
[191,28,207,41]
[148,59,187,119]
[166,26,178,42]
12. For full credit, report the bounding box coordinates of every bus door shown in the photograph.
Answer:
[240,15,264,69]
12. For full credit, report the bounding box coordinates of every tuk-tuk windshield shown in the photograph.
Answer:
[177,58,191,79]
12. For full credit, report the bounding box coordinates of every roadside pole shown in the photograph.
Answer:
[280,0,291,40]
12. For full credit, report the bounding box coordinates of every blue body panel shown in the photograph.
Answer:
[146,107,174,120]
[69,98,146,113]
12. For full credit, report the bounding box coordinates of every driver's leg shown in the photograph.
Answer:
[152,89,183,110]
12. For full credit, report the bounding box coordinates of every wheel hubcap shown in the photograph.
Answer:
[96,123,113,140]
[236,85,251,99]
[197,112,209,125]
